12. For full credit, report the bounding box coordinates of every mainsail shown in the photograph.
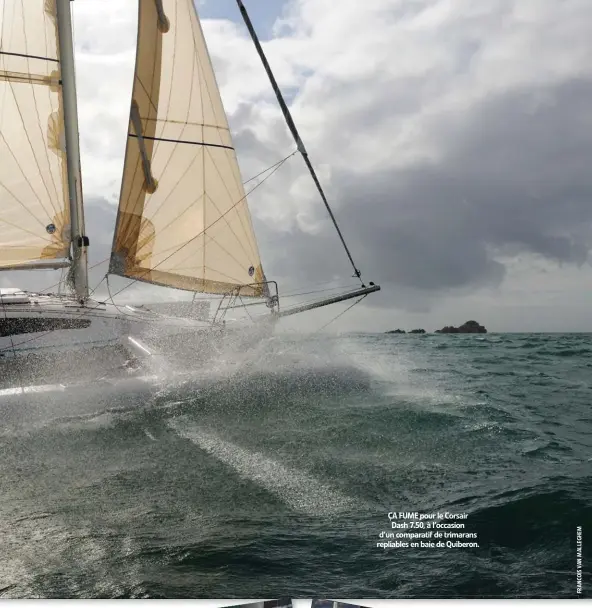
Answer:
[0,0,71,269]
[110,0,267,298]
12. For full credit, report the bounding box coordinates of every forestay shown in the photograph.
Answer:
[0,0,71,269]
[110,0,268,298]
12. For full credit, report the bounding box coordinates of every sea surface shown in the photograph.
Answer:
[0,332,590,598]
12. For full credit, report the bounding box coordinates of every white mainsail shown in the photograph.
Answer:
[110,0,268,298]
[0,0,71,269]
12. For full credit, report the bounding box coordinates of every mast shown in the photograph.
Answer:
[55,0,89,303]
[236,0,365,285]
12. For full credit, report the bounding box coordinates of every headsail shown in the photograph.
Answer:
[110,0,267,298]
[0,0,71,269]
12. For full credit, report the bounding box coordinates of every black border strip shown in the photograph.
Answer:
[0,51,59,63]
[128,133,234,151]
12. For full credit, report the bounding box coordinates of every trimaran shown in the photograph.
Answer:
[0,0,380,395]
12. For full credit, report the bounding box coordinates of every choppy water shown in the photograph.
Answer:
[0,333,590,598]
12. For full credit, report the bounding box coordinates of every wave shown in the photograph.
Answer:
[168,419,357,516]
[467,477,590,548]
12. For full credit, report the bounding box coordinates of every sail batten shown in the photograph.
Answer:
[0,0,71,268]
[111,0,267,298]
[129,133,235,151]
[0,51,60,63]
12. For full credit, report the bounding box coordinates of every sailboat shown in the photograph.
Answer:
[0,0,380,395]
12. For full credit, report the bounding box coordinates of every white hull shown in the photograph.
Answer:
[1,302,130,357]
[0,290,276,393]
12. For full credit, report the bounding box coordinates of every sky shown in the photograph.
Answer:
[3,0,592,333]
[198,0,287,36]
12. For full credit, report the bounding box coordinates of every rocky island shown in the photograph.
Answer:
[435,320,487,334]
[385,321,487,334]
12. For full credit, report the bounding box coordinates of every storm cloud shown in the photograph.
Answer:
[3,0,591,331]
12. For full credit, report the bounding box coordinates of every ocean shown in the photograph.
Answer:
[0,332,590,598]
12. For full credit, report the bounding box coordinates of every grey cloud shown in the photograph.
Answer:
[248,75,592,309]
[84,199,117,261]
[7,0,591,331]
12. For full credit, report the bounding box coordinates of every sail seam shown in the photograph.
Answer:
[142,226,246,283]
[22,22,64,220]
[133,0,190,238]
[146,149,203,226]
[111,0,270,297]
[0,3,66,251]
[0,91,59,226]
[133,204,206,259]
[196,9,207,284]
[7,17,62,221]
[205,186,252,264]
[172,264,248,286]
[41,0,64,217]
[150,0,179,181]
[142,153,292,282]
[107,268,261,297]
[139,192,206,257]
[204,146,255,261]
[140,0,199,231]
[226,146,258,259]
[116,4,164,248]
[167,221,254,282]
[190,13,265,274]
[0,170,47,231]
[190,15,224,148]
[109,150,290,300]
[0,214,54,242]
[152,152,292,278]
[128,133,234,151]
[116,0,169,259]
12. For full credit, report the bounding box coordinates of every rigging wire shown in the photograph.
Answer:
[0,277,167,356]
[237,293,254,323]
[281,283,361,299]
[105,273,132,317]
[58,266,66,295]
[0,277,109,358]
[243,150,296,185]
[222,284,363,311]
[236,0,365,286]
[316,294,368,332]
[2,126,359,357]
[34,151,297,299]
[0,34,375,359]
[96,148,297,304]
[88,274,107,299]
[39,257,110,294]
[279,277,358,296]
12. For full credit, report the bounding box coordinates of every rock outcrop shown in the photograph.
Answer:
[409,328,426,334]
[385,329,406,334]
[435,320,487,334]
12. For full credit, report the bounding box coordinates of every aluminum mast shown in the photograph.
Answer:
[56,0,89,302]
